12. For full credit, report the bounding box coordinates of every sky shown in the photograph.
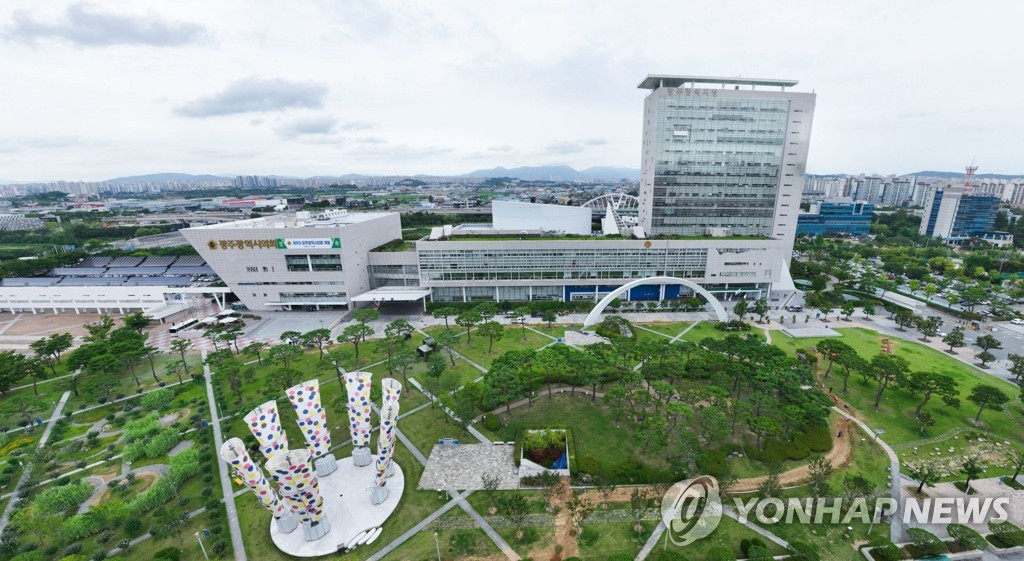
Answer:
[1,1,1022,182]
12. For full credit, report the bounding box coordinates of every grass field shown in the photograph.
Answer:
[771,328,1024,446]
[423,324,552,368]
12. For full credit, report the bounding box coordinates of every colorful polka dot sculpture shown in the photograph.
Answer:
[245,400,290,461]
[381,377,403,404]
[266,448,325,525]
[374,401,400,487]
[344,372,374,447]
[220,437,287,519]
[286,380,331,459]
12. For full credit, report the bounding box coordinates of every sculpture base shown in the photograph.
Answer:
[302,518,331,541]
[315,454,338,477]
[275,513,298,533]
[270,457,405,557]
[369,485,390,505]
[352,446,372,467]
[385,462,395,478]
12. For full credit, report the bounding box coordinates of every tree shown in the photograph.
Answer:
[961,457,985,491]
[433,329,458,366]
[628,488,653,535]
[840,302,855,320]
[0,351,27,395]
[500,493,530,536]
[894,309,915,331]
[84,314,115,342]
[455,311,482,343]
[904,371,958,417]
[352,308,380,336]
[753,298,770,323]
[747,416,780,450]
[566,490,595,534]
[734,300,749,320]
[427,351,447,378]
[916,316,942,342]
[917,411,935,434]
[324,348,351,388]
[29,332,74,375]
[924,283,938,301]
[165,359,187,385]
[700,408,730,446]
[975,334,1003,354]
[757,469,782,498]
[1008,449,1024,483]
[338,324,374,364]
[170,338,193,376]
[968,384,1009,422]
[279,330,302,346]
[388,347,416,387]
[943,327,965,353]
[477,321,505,353]
[10,395,42,428]
[862,304,875,319]
[302,328,332,359]
[474,302,498,322]
[542,310,557,328]
[1007,353,1024,381]
[909,279,920,293]
[977,350,996,367]
[869,354,909,408]
[907,460,942,494]
[483,362,525,412]
[513,306,531,340]
[807,457,833,508]
[268,344,302,370]
[433,306,458,330]
[243,342,268,366]
[123,311,152,333]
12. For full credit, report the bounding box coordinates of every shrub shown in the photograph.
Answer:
[64,543,84,556]
[578,526,599,547]
[34,483,93,514]
[714,320,751,332]
[907,528,946,557]
[707,547,735,561]
[61,513,107,541]
[10,551,43,561]
[144,429,181,458]
[655,551,687,561]
[153,547,182,561]
[988,521,1024,548]
[800,424,833,452]
[141,390,174,412]
[787,541,821,561]
[747,545,773,561]
[870,542,904,561]
[607,555,634,561]
[122,415,160,443]
[122,442,147,463]
[947,523,987,551]
[482,414,501,432]
[741,538,767,556]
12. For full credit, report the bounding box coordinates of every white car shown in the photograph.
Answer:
[1011,319,1024,325]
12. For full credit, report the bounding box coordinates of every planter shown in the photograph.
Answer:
[985,543,1024,557]
[518,429,570,479]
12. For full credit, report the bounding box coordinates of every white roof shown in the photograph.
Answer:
[350,287,432,303]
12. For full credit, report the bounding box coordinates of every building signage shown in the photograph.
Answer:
[208,239,278,250]
[275,238,342,249]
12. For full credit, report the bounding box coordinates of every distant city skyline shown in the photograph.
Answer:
[2,1,1023,181]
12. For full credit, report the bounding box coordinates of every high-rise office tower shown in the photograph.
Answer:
[637,75,816,244]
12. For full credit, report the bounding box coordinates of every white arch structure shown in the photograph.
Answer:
[582,276,728,327]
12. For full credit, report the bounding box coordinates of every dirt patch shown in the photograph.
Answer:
[732,416,856,492]
[527,477,579,561]
[1,312,127,338]
[90,471,159,507]
[159,408,190,427]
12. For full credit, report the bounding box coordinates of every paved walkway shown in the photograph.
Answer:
[833,406,902,543]
[0,390,71,532]
[204,351,247,561]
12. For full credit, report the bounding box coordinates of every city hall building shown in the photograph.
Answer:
[182,75,816,311]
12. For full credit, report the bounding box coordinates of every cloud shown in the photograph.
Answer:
[6,4,205,47]
[175,77,328,117]
[348,143,454,159]
[338,121,375,131]
[487,145,512,152]
[275,116,337,139]
[356,136,387,145]
[544,137,608,154]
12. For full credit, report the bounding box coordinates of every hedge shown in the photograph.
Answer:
[61,512,107,541]
[947,523,987,551]
[124,447,202,516]
[144,429,182,458]
[122,414,161,443]
[34,482,93,514]
[906,528,946,558]
[745,423,832,463]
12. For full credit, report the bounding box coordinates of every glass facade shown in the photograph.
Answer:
[952,195,999,237]
[418,247,708,282]
[796,201,874,236]
[649,93,789,236]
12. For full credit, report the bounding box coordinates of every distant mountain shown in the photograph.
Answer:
[580,166,640,180]
[463,165,639,181]
[105,173,232,184]
[906,170,1024,180]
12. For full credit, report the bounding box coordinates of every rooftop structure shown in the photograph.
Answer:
[637,74,799,90]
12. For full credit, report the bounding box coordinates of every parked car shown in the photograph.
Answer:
[1011,318,1024,325]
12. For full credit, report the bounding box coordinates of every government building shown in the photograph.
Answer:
[182,75,817,312]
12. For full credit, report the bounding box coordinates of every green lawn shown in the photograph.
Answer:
[577,520,654,560]
[665,515,786,559]
[771,328,1024,446]
[423,325,552,369]
[386,526,499,560]
[766,517,886,561]
[676,322,765,344]
[399,404,478,454]
[636,321,692,338]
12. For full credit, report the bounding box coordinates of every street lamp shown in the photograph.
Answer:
[434,531,441,561]
[195,531,209,560]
